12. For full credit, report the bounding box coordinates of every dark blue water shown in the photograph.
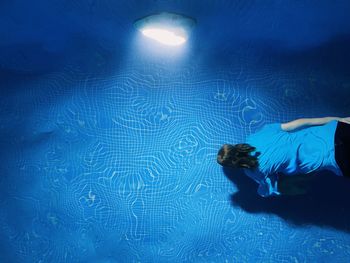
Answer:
[1,1,350,262]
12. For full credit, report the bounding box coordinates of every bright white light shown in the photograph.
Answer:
[141,28,186,46]
[134,12,196,47]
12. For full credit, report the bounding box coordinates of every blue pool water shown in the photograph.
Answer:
[1,1,350,262]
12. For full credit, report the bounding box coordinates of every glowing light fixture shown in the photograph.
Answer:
[134,12,196,46]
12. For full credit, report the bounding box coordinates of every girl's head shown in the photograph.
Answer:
[217,143,260,169]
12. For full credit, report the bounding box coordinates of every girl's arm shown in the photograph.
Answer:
[281,117,342,132]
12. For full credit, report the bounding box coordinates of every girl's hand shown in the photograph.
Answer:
[340,117,350,124]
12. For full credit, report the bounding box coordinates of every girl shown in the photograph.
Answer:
[217,117,350,197]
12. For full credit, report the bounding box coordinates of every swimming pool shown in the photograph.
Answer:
[1,1,350,262]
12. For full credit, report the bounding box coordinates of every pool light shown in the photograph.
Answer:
[134,12,196,46]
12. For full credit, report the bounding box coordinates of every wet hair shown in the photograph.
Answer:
[217,143,260,169]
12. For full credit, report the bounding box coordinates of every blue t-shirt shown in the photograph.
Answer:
[244,120,342,197]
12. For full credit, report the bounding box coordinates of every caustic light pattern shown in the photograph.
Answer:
[1,65,350,262]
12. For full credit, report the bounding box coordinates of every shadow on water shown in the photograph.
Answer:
[223,167,350,233]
